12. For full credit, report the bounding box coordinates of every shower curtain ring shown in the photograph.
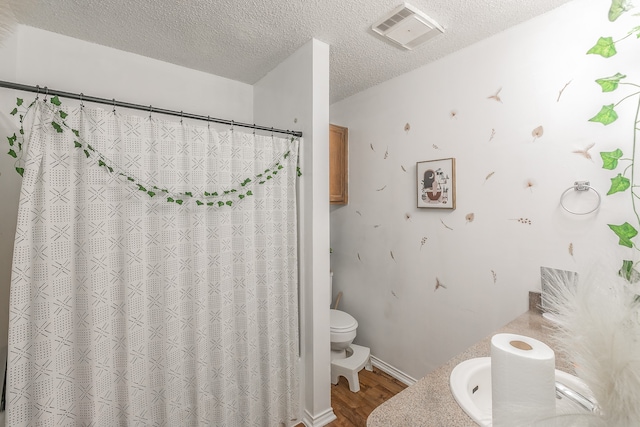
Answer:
[35,85,40,100]
[44,86,49,101]
[79,93,84,108]
[148,105,153,119]
[112,99,116,114]
[207,115,210,129]
[180,111,183,124]
[231,120,234,132]
[253,124,256,135]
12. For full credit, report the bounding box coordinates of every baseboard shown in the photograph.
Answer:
[299,407,337,427]
[370,355,417,387]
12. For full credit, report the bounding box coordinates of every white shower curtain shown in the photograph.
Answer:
[7,100,300,426]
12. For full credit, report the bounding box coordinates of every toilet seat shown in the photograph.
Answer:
[330,309,357,332]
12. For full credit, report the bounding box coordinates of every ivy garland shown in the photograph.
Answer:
[7,96,301,207]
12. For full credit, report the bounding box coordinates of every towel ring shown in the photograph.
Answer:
[560,181,601,215]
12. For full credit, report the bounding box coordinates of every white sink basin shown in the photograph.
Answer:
[450,357,596,426]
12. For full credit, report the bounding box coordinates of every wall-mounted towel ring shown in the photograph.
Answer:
[560,181,601,215]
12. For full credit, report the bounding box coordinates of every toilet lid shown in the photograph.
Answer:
[330,309,358,332]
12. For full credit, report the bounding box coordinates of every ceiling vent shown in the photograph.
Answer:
[372,3,444,50]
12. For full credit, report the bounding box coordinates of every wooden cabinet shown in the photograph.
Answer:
[329,124,348,204]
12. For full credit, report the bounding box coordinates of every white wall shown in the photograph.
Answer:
[330,0,640,380]
[254,39,333,427]
[0,23,253,397]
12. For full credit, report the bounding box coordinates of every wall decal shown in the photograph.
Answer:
[450,110,458,119]
[557,80,573,102]
[384,147,389,159]
[390,251,396,261]
[573,142,595,160]
[420,237,428,250]
[356,210,362,216]
[434,277,447,291]
[404,213,412,221]
[417,157,456,209]
[569,242,574,257]
[440,219,454,230]
[491,270,498,284]
[357,253,362,262]
[466,213,475,223]
[524,178,536,192]
[374,224,381,228]
[532,125,544,142]
[404,123,411,133]
[488,128,496,142]
[370,143,375,152]
[376,185,387,191]
[510,217,533,225]
[391,290,398,298]
[487,87,503,103]
[432,144,440,150]
[401,165,407,172]
[484,171,496,184]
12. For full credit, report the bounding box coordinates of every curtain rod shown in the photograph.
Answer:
[0,80,303,138]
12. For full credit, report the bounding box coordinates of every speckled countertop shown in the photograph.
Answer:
[367,310,572,427]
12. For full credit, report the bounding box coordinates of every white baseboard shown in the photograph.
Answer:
[299,407,336,427]
[370,355,417,387]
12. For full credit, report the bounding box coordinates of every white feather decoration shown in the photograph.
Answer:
[0,0,18,45]
[543,267,640,427]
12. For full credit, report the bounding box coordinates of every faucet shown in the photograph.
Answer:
[555,381,598,413]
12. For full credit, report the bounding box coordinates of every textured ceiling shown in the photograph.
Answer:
[6,0,573,103]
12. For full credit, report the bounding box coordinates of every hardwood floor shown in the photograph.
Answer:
[325,367,408,427]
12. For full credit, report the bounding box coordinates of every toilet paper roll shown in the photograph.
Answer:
[491,333,556,427]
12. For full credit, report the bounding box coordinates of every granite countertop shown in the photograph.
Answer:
[367,310,570,427]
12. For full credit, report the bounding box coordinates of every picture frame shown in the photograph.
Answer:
[416,158,456,209]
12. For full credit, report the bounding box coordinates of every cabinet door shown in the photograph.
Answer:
[329,124,348,204]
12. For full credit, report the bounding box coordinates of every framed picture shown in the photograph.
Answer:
[416,158,456,209]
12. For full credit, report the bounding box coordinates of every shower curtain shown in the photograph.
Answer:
[6,100,300,426]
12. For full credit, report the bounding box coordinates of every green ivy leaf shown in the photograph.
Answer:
[618,259,640,283]
[72,129,80,137]
[74,141,82,148]
[107,166,113,173]
[207,202,214,206]
[15,167,24,176]
[59,110,68,119]
[246,190,253,196]
[87,145,95,151]
[256,174,263,178]
[16,98,23,106]
[284,151,290,159]
[127,177,135,182]
[7,134,16,146]
[204,191,211,196]
[608,222,638,248]
[267,175,273,180]
[148,191,156,198]
[230,189,237,193]
[272,171,278,175]
[7,149,17,158]
[52,121,63,133]
[50,96,62,106]
[607,173,630,194]
[226,201,232,206]
[98,160,106,167]
[601,149,623,169]
[167,197,175,203]
[218,201,225,207]
[212,192,218,197]
[609,0,631,21]
[185,191,193,197]
[137,184,147,192]
[259,181,265,184]
[238,194,245,199]
[175,200,183,205]
[595,73,626,92]
[277,164,283,170]
[589,104,618,125]
[84,150,90,158]
[10,108,18,116]
[196,200,204,205]
[587,37,617,58]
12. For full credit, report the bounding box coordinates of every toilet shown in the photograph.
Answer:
[330,273,372,392]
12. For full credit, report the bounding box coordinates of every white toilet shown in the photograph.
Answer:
[330,272,372,392]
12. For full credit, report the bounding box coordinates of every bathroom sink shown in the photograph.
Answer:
[450,357,597,426]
